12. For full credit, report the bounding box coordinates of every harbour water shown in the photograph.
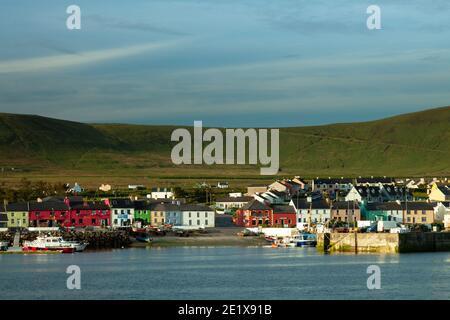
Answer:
[0,247,449,300]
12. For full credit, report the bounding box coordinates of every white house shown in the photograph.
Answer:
[290,198,331,230]
[149,187,174,199]
[434,202,450,223]
[180,204,215,228]
[215,195,253,211]
[108,198,135,228]
[345,186,384,203]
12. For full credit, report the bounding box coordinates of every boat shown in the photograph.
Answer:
[23,236,86,253]
[0,241,9,251]
[135,234,152,243]
[290,233,317,247]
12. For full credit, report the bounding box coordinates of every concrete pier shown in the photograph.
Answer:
[317,232,450,253]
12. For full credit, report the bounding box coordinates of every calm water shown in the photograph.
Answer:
[0,247,449,300]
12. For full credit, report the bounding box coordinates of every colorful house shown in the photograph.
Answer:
[134,200,152,226]
[235,199,272,227]
[5,202,29,228]
[0,210,7,228]
[150,203,180,226]
[272,205,296,227]
[66,201,110,228]
[109,198,135,228]
[290,199,331,230]
[180,204,215,228]
[429,183,450,202]
[331,201,361,223]
[28,201,70,228]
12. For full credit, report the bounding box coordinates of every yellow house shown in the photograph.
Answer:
[6,203,29,228]
[429,183,450,202]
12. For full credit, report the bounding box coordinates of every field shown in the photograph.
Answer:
[1,105,450,188]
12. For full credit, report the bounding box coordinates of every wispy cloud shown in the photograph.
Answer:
[85,14,189,36]
[0,41,180,73]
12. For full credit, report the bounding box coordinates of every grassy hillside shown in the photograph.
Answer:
[0,106,449,187]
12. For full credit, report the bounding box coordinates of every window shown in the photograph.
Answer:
[421,217,426,222]
[197,220,200,225]
[189,212,191,218]
[205,212,208,218]
[189,220,192,225]
[205,220,208,225]
[23,219,26,224]
[422,210,426,215]
[11,219,15,224]
[197,212,200,218]
[407,217,411,222]
[79,219,83,224]
[92,219,96,224]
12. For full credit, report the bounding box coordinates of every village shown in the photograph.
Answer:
[1,176,450,253]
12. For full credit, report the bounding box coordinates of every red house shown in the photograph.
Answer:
[28,201,70,228]
[65,201,111,228]
[272,205,296,227]
[235,199,273,227]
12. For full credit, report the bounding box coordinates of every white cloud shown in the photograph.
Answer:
[0,41,180,74]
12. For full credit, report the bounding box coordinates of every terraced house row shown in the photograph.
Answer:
[0,196,215,229]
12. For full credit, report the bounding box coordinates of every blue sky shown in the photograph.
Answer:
[0,0,450,127]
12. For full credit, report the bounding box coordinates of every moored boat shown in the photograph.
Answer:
[23,236,86,253]
[0,241,9,251]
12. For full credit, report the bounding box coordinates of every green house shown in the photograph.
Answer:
[134,200,152,225]
[6,203,29,228]
[360,202,403,222]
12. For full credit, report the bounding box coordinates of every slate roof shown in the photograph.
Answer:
[6,202,29,211]
[29,201,69,211]
[314,178,353,185]
[356,177,394,184]
[272,205,296,213]
[70,201,110,210]
[295,199,330,209]
[438,186,450,196]
[110,198,134,208]
[241,199,271,211]
[180,204,214,212]
[215,196,254,203]
[354,186,382,197]
[332,201,360,210]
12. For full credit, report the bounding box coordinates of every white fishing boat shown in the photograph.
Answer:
[23,236,87,253]
[290,234,317,247]
[0,241,9,251]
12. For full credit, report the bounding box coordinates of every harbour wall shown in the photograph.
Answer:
[317,232,450,253]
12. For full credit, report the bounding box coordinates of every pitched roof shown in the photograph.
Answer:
[29,201,69,211]
[180,204,214,212]
[272,205,296,213]
[356,177,394,184]
[314,178,353,185]
[6,202,29,211]
[241,199,271,211]
[401,201,436,210]
[437,185,450,196]
[294,199,330,209]
[110,198,134,208]
[70,201,110,210]
[365,202,402,211]
[332,201,360,210]
[354,186,382,197]
[215,196,253,203]
[151,203,181,212]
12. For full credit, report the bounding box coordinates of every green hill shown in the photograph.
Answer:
[0,106,449,184]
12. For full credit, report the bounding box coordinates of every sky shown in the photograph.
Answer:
[0,0,450,127]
